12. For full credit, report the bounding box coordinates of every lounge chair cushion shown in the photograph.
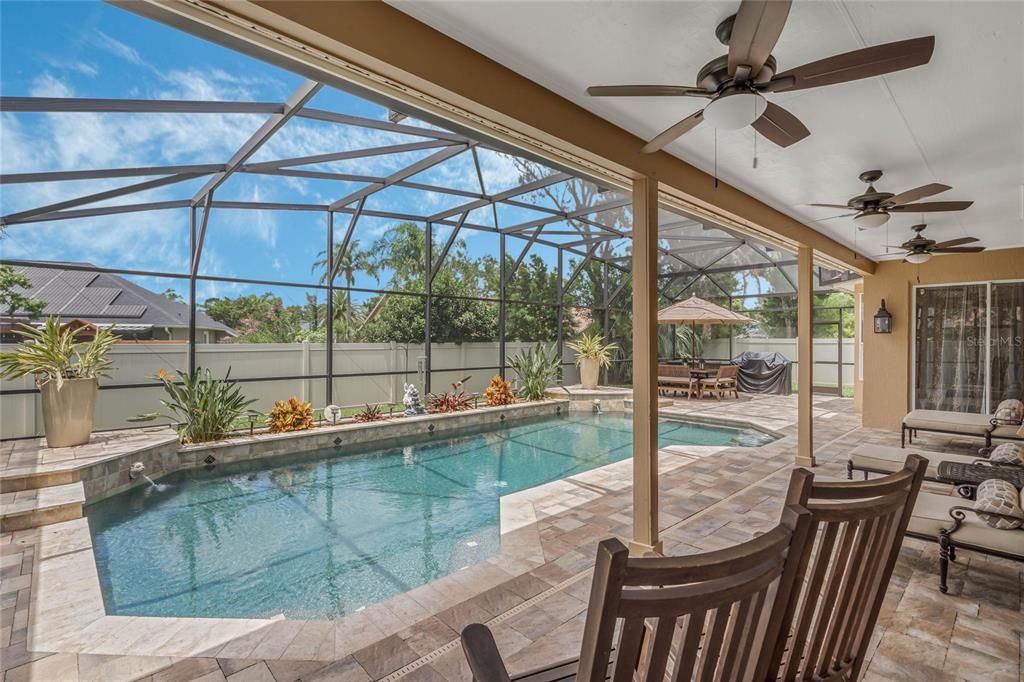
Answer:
[974,479,1024,530]
[848,444,978,479]
[991,423,1024,441]
[903,409,993,436]
[991,399,1024,426]
[909,492,1024,556]
[990,443,1024,467]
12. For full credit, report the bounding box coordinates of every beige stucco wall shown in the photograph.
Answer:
[862,247,1024,430]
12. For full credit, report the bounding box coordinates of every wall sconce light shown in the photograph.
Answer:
[873,299,893,334]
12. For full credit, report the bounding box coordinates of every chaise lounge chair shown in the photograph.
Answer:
[902,399,1024,449]
[907,487,1024,593]
[847,443,998,481]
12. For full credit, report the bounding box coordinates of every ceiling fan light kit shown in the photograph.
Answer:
[853,211,890,229]
[587,0,935,153]
[904,252,932,264]
[702,89,766,130]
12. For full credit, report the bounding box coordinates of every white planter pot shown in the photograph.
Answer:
[40,377,97,448]
[579,357,600,390]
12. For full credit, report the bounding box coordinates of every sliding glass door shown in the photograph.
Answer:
[914,280,1024,414]
[991,281,1024,405]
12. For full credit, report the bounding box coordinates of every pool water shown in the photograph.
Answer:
[86,413,775,619]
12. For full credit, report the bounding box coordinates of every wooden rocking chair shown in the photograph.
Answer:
[462,500,815,682]
[460,455,926,682]
[773,454,927,681]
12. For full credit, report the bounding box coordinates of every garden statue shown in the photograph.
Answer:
[403,383,426,416]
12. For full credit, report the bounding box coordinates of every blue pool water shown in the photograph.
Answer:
[86,413,775,619]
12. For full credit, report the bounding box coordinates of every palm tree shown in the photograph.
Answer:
[312,240,376,332]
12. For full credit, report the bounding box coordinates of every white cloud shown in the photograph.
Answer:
[41,57,99,78]
[92,30,146,66]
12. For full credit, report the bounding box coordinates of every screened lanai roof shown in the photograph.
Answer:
[0,1,836,300]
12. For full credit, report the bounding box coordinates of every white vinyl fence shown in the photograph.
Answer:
[703,337,855,390]
[1,337,849,439]
[0,341,542,439]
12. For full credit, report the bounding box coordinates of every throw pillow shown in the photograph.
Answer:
[989,443,1024,467]
[974,479,1024,530]
[991,399,1024,426]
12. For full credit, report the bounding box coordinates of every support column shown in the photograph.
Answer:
[797,245,816,467]
[630,175,661,555]
[188,206,197,376]
[325,211,334,405]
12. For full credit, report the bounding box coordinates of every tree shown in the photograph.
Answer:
[312,239,377,333]
[0,265,45,319]
[360,269,497,343]
[161,288,184,303]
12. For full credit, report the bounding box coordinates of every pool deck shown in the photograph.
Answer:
[2,394,1021,681]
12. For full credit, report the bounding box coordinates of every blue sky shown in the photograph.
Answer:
[0,1,792,306]
[0,0,602,307]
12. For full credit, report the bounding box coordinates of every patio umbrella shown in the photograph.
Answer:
[657,294,752,362]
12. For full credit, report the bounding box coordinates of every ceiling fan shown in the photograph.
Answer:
[586,1,935,153]
[882,223,984,264]
[809,170,973,229]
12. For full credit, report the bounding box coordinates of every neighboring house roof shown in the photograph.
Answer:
[7,263,236,336]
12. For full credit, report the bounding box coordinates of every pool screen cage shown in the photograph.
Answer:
[0,76,853,434]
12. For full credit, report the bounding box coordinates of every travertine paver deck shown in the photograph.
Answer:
[1,395,1020,681]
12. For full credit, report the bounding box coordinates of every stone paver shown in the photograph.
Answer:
[1,395,1019,680]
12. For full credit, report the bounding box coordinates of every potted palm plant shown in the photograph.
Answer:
[567,332,618,390]
[0,317,118,447]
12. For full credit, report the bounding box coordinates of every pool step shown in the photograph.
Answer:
[0,481,85,532]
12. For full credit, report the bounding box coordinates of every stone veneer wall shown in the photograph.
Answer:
[83,400,569,502]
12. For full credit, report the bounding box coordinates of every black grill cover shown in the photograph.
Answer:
[732,351,792,395]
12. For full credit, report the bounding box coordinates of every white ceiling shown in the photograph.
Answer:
[391,1,1024,261]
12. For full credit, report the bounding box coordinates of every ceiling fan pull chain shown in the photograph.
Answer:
[752,126,758,169]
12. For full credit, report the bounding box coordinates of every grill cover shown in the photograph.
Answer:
[732,351,792,395]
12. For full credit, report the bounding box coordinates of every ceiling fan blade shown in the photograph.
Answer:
[884,183,952,206]
[766,36,935,92]
[586,85,711,97]
[807,203,852,209]
[933,246,985,253]
[751,101,810,147]
[888,200,973,212]
[728,1,792,79]
[932,236,979,249]
[641,110,704,153]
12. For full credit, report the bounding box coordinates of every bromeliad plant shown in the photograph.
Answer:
[507,344,560,401]
[267,396,315,433]
[354,403,387,422]
[130,367,257,444]
[428,376,474,413]
[484,374,515,406]
[0,317,118,389]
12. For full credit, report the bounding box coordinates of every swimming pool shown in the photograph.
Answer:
[86,413,775,619]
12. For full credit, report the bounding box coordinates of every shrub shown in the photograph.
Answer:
[508,344,560,400]
[354,403,387,422]
[266,397,314,433]
[428,378,474,413]
[566,331,618,369]
[130,367,256,444]
[484,375,515,406]
[0,316,118,389]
